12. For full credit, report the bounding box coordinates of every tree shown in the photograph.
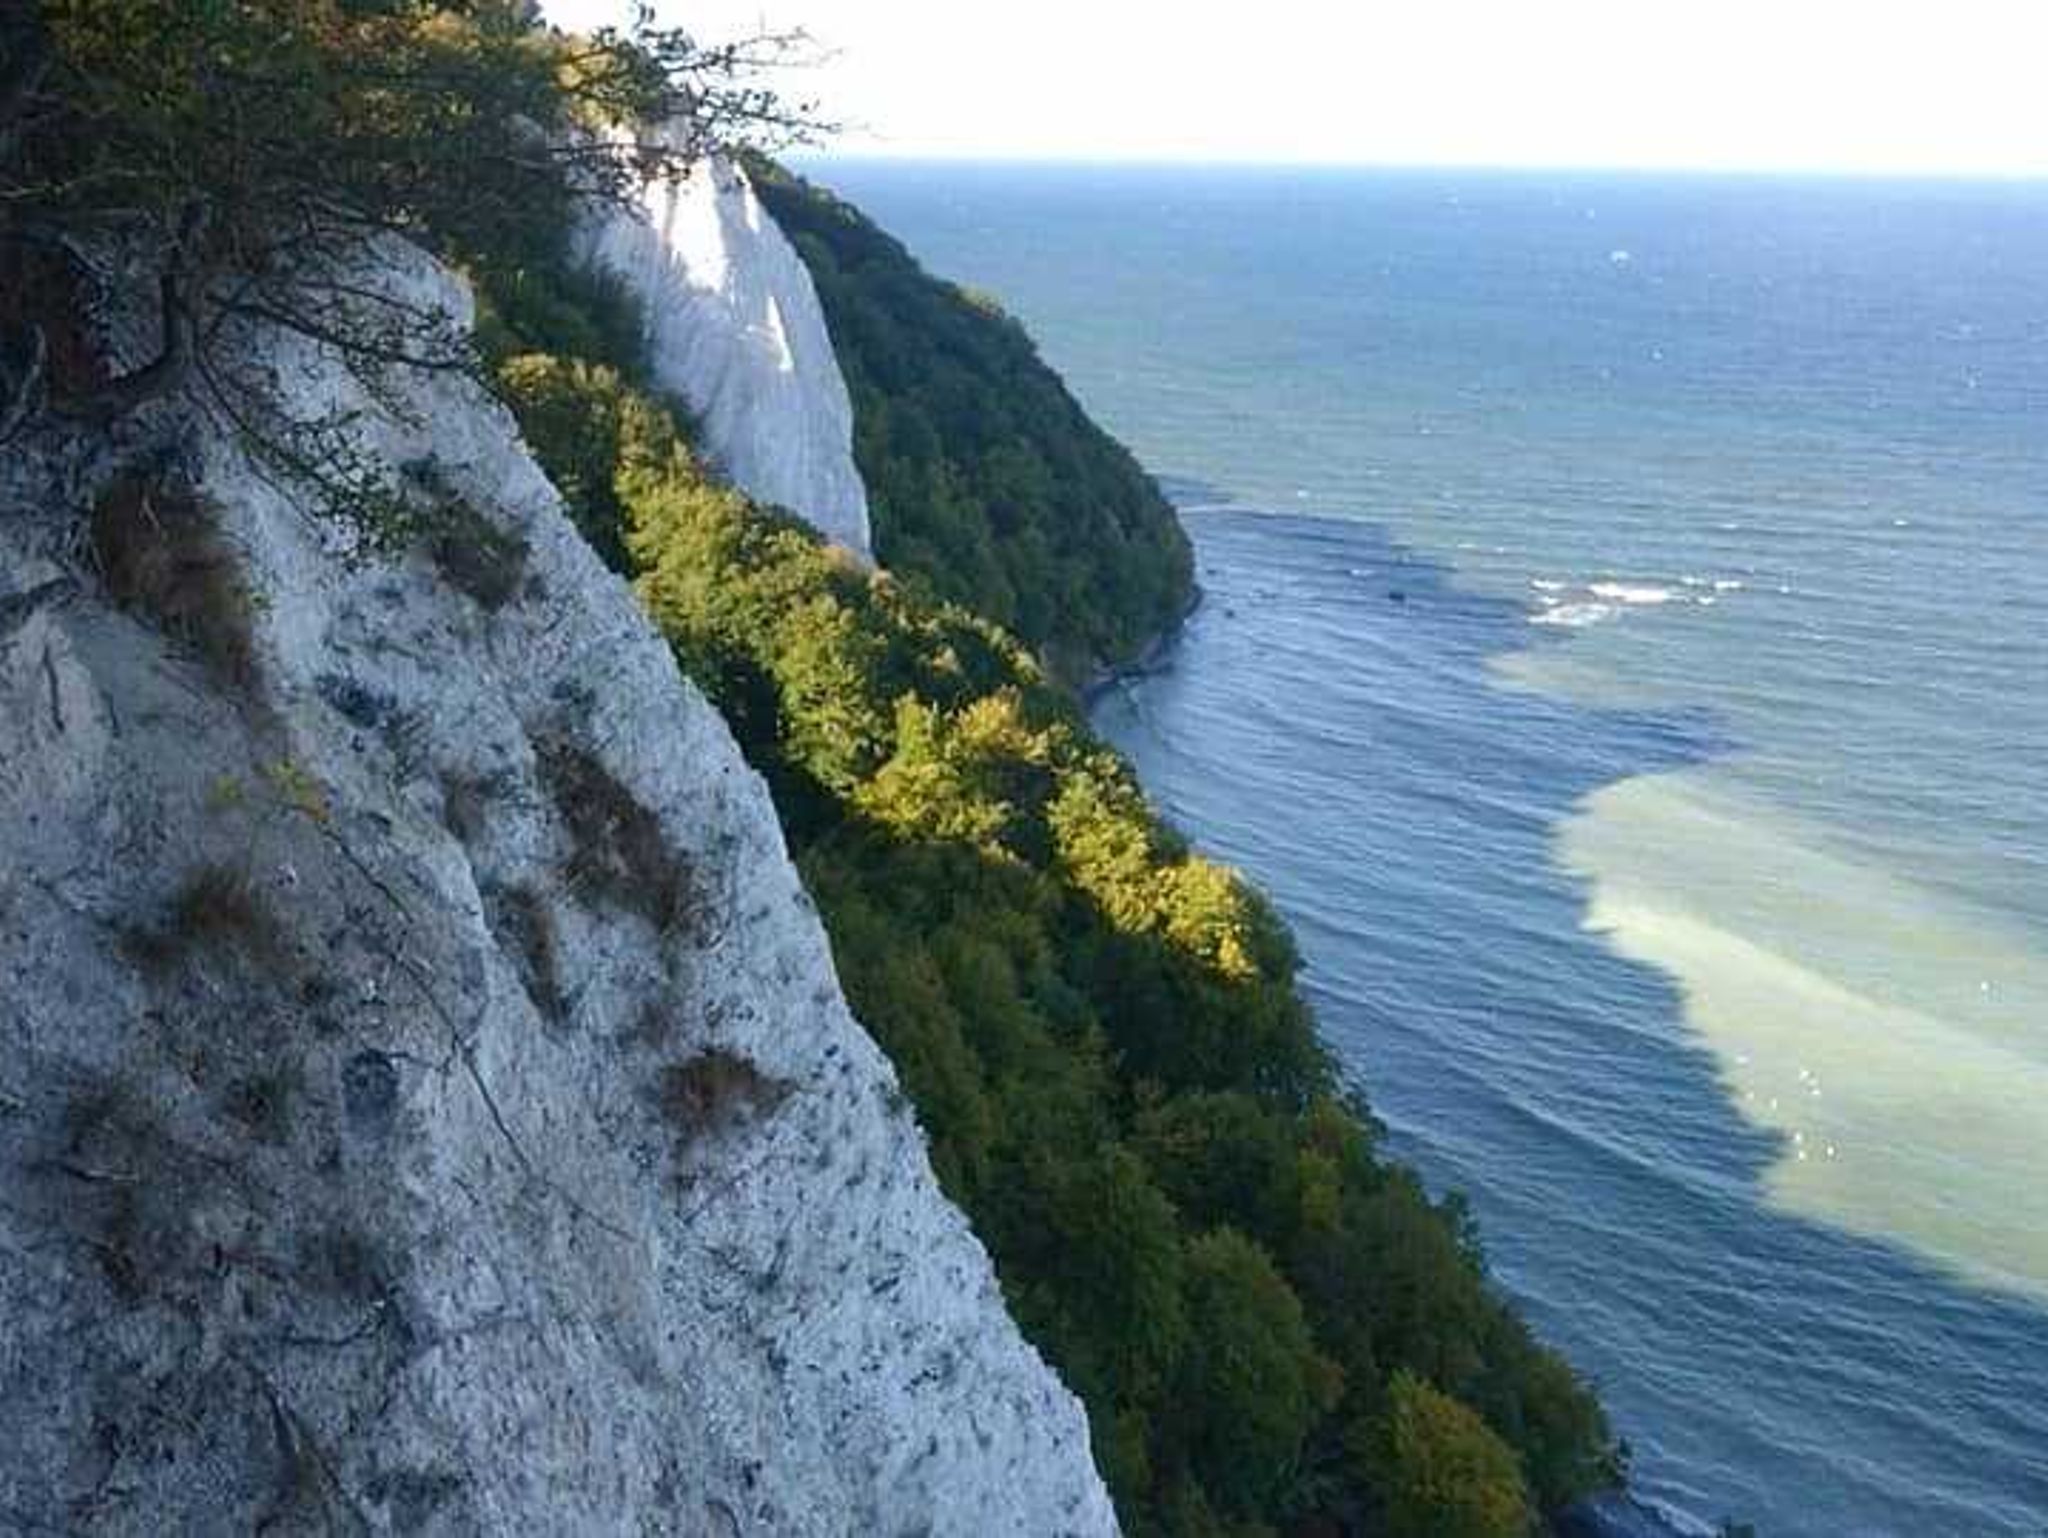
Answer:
[746,155,1196,682]
[0,0,823,512]
[1172,1228,1339,1517]
[1360,1371,1533,1538]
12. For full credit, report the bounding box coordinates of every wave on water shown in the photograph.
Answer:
[1526,574,1743,630]
[1149,470,1237,514]
[1563,771,2048,1305]
[1531,600,1619,629]
[1589,581,1678,605]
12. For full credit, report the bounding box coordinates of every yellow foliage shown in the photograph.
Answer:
[266,759,329,824]
[1366,1372,1534,1538]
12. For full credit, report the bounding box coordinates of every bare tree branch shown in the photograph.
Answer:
[57,201,208,422]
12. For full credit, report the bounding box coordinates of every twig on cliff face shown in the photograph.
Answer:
[41,640,64,734]
[0,576,77,643]
[314,821,413,921]
[271,1299,391,1353]
[238,1356,375,1538]
[0,322,46,445]
[44,1159,139,1185]
[317,817,637,1245]
[457,1045,635,1245]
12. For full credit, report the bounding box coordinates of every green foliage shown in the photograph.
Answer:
[1173,1229,1338,1516]
[14,0,804,265]
[2,0,815,526]
[487,350,672,568]
[1361,1371,1535,1538]
[23,0,575,256]
[479,260,1620,1532]
[745,157,1196,684]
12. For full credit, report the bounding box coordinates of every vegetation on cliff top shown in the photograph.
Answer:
[746,156,1197,685]
[0,0,812,504]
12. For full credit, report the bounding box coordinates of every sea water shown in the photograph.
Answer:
[809,161,2048,1536]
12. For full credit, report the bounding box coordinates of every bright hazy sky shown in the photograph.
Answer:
[544,1,2048,176]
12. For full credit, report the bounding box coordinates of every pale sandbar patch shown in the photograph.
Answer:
[1561,770,2048,1301]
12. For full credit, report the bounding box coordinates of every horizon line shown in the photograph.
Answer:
[787,147,2048,185]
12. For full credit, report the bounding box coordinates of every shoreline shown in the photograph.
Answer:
[1083,508,1702,1538]
[1559,1490,1713,1538]
[1077,579,1205,704]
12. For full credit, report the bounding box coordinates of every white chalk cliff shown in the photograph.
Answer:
[0,240,1110,1532]
[578,149,872,557]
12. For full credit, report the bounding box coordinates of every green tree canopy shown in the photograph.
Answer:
[1361,1371,1535,1538]
[746,157,1197,686]
[0,0,816,513]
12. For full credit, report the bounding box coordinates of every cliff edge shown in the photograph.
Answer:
[0,238,1109,1534]
[576,145,873,559]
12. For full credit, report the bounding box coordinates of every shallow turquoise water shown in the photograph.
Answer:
[807,160,2048,1535]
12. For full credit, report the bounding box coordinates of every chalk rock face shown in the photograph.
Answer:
[0,244,1110,1534]
[578,148,872,557]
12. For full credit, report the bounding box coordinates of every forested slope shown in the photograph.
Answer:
[747,157,1196,686]
[481,242,1620,1538]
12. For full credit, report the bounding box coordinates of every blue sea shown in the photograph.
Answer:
[806,162,2048,1535]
